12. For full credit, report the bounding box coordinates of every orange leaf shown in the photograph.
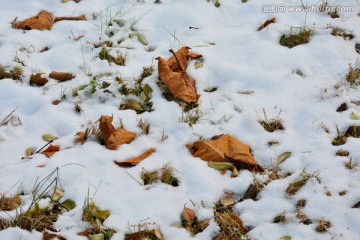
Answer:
[156,47,200,104]
[13,11,54,30]
[258,17,276,31]
[30,73,48,86]
[99,115,136,150]
[49,71,75,82]
[52,99,61,105]
[182,207,196,223]
[187,134,263,172]
[114,148,156,167]
[75,131,86,145]
[42,144,60,158]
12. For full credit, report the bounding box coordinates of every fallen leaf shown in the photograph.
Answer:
[30,73,48,86]
[336,103,347,112]
[99,115,136,150]
[197,219,210,231]
[203,87,218,92]
[0,196,21,211]
[88,233,104,240]
[215,211,245,232]
[351,112,360,120]
[208,161,234,171]
[42,144,60,158]
[75,131,86,145]
[182,207,196,223]
[238,90,255,95]
[351,101,360,106]
[240,184,260,201]
[137,32,148,45]
[43,232,66,240]
[220,194,235,207]
[26,147,33,156]
[156,47,200,104]
[61,199,76,211]
[276,152,291,165]
[356,43,360,54]
[187,134,263,172]
[114,148,156,167]
[90,209,110,222]
[42,134,58,142]
[52,188,64,202]
[125,229,163,240]
[13,11,54,30]
[258,17,276,31]
[52,100,61,105]
[49,71,75,81]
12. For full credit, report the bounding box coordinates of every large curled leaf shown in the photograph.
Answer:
[156,47,200,104]
[98,115,136,150]
[13,11,54,30]
[187,134,263,172]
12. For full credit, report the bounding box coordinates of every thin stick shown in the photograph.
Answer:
[36,140,54,154]
[54,15,86,22]
[169,49,184,72]
[0,109,16,126]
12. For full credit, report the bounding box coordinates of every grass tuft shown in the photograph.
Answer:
[280,28,312,48]
[286,170,319,195]
[257,109,284,132]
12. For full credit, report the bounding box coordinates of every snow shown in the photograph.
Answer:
[1,0,360,239]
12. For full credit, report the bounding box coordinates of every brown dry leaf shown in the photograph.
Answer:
[156,47,200,104]
[197,219,210,231]
[42,144,60,158]
[240,184,260,201]
[125,229,163,240]
[49,71,75,82]
[75,131,86,145]
[13,11,54,30]
[187,134,263,172]
[182,207,196,223]
[356,43,360,54]
[30,73,48,86]
[52,99,61,105]
[43,232,66,240]
[238,90,255,95]
[258,17,276,31]
[114,148,156,167]
[0,196,21,211]
[220,194,235,207]
[37,164,46,168]
[215,211,245,231]
[98,115,136,150]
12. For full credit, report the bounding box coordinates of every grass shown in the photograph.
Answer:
[125,222,163,240]
[99,47,126,66]
[345,64,360,85]
[213,203,248,240]
[181,106,202,127]
[141,164,179,187]
[81,197,115,240]
[257,109,284,132]
[0,168,70,232]
[332,125,360,146]
[315,219,331,233]
[280,28,312,48]
[331,27,355,40]
[286,170,319,195]
[0,65,23,80]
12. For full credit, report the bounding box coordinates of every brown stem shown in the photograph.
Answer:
[54,15,86,22]
[169,49,184,72]
[36,140,54,154]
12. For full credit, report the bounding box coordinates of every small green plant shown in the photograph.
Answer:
[286,170,319,195]
[77,73,112,94]
[99,47,126,66]
[181,106,202,127]
[280,28,312,48]
[81,197,115,240]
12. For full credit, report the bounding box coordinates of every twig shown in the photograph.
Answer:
[54,15,86,22]
[36,140,54,154]
[0,109,16,126]
[169,49,184,72]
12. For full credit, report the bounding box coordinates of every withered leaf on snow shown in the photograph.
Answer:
[257,17,276,31]
[75,131,86,145]
[12,11,86,31]
[187,134,263,172]
[114,148,156,167]
[42,144,60,158]
[156,47,200,104]
[98,115,136,150]
[182,207,196,223]
[30,73,48,86]
[125,229,163,240]
[13,11,54,30]
[43,232,66,240]
[49,71,75,82]
[0,196,21,211]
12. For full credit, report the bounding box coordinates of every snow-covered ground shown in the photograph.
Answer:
[0,0,360,239]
